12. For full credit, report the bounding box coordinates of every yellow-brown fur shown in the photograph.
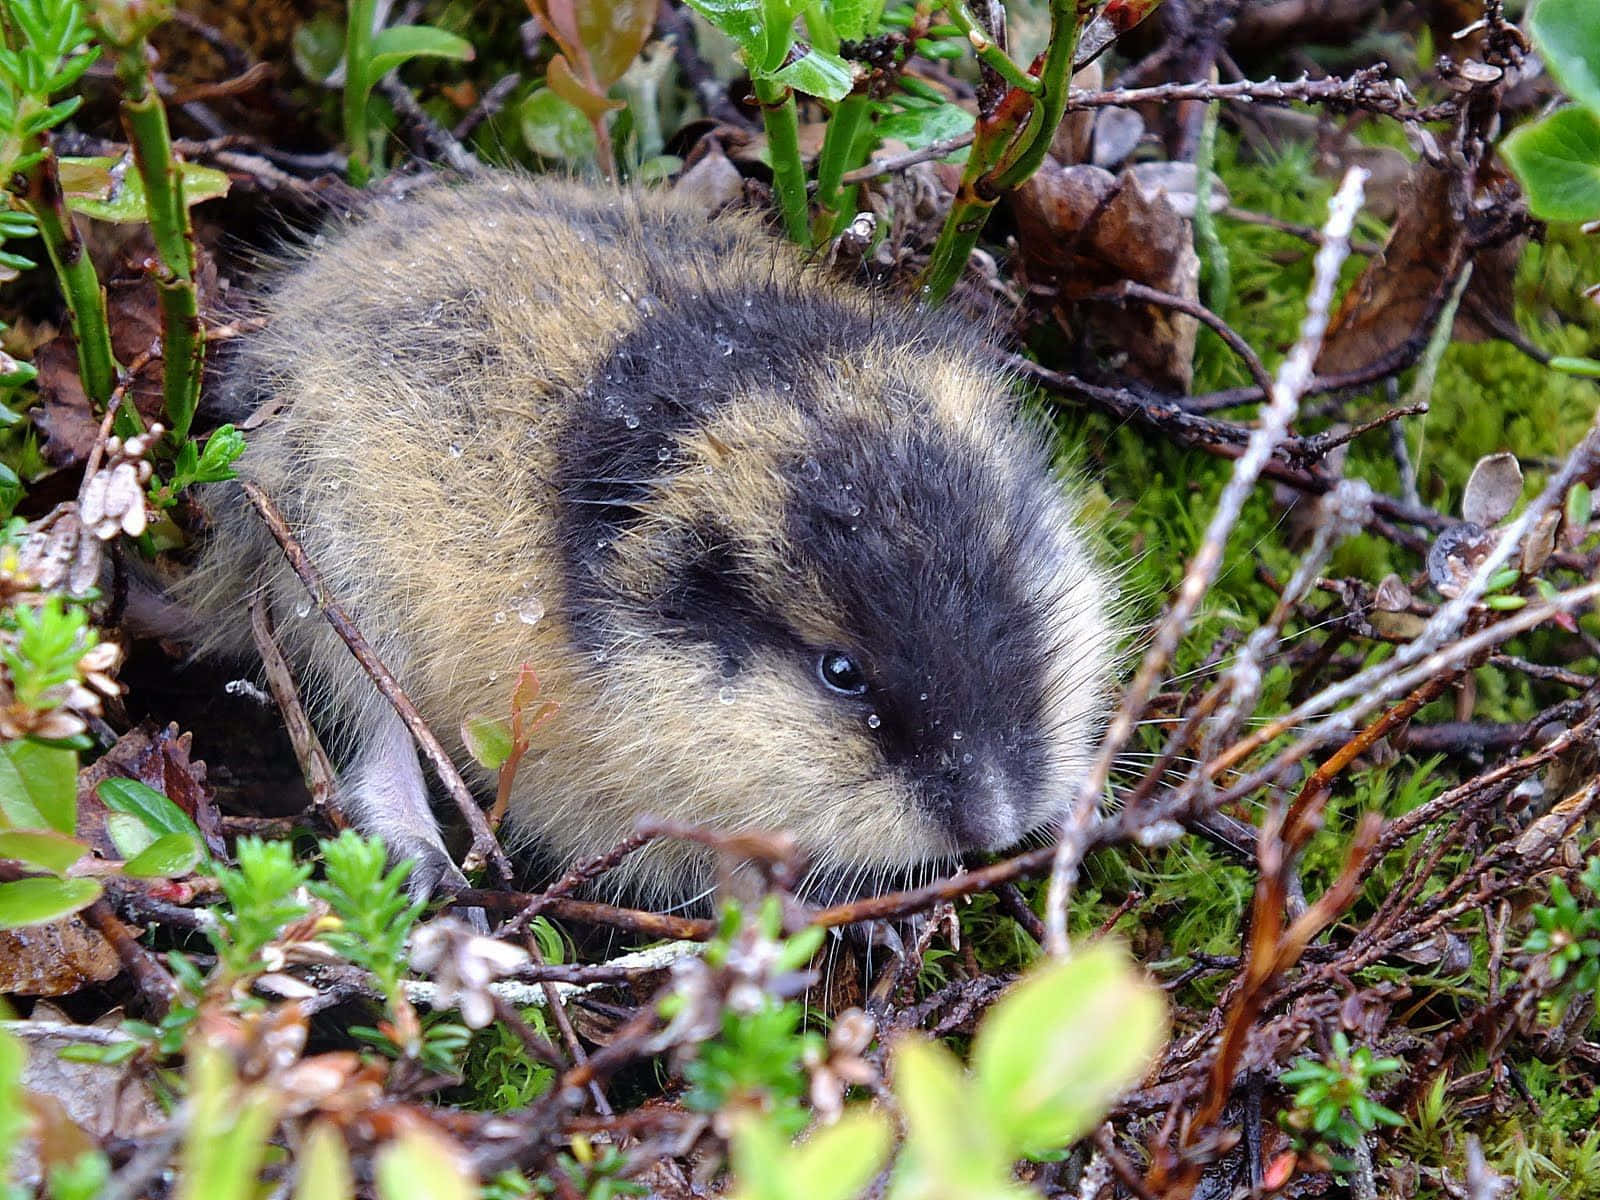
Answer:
[182,173,1117,904]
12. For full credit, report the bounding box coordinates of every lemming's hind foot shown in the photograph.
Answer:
[343,704,468,904]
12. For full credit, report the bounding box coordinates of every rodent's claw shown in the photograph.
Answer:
[399,842,491,934]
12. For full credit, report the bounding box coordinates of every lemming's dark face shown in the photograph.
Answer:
[555,282,1114,889]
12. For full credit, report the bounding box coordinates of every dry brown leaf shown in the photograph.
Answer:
[1013,160,1200,391]
[0,914,121,996]
[1317,160,1523,376]
[77,721,224,859]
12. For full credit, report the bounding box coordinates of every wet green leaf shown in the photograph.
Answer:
[771,48,854,102]
[97,777,203,844]
[0,829,86,874]
[0,741,78,834]
[59,157,231,223]
[1501,107,1600,223]
[122,831,201,879]
[0,876,100,929]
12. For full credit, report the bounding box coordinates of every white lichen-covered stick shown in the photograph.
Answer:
[1043,166,1372,956]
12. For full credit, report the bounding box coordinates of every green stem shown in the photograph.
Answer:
[989,0,1084,190]
[811,92,872,245]
[918,0,1087,303]
[944,2,1042,96]
[753,75,808,243]
[915,125,1008,303]
[109,43,202,441]
[1192,95,1231,317]
[343,0,376,186]
[22,153,120,414]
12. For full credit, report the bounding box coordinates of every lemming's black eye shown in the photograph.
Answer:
[818,651,868,697]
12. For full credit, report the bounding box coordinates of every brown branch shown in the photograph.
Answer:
[248,583,343,825]
[1087,280,1274,398]
[241,481,513,886]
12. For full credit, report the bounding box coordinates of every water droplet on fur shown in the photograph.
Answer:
[961,752,974,765]
[448,443,463,458]
[656,445,672,462]
[623,412,640,430]
[848,504,862,518]
[866,713,882,729]
[491,610,507,624]
[918,692,929,702]
[715,333,735,357]
[517,598,545,625]
[593,650,607,664]
[951,730,963,741]
[718,687,735,705]
[800,457,822,481]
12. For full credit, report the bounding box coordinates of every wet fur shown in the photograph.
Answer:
[181,174,1117,905]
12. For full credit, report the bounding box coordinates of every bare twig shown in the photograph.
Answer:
[248,581,343,823]
[241,481,513,885]
[1044,167,1370,956]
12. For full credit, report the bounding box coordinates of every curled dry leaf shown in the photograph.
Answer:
[15,506,101,599]
[1317,159,1524,375]
[1013,161,1200,391]
[1462,451,1524,528]
[1426,521,1496,598]
[1373,573,1414,612]
[673,137,745,215]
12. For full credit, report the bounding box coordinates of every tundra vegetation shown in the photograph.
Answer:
[1,0,1599,1197]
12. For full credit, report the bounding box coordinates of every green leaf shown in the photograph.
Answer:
[192,424,246,484]
[729,1109,892,1200]
[891,1037,1019,1200]
[106,811,157,860]
[1531,0,1600,117]
[367,24,475,79]
[177,1045,281,1200]
[0,876,100,928]
[789,1111,894,1200]
[374,1128,474,1200]
[461,713,513,769]
[0,740,78,834]
[122,831,201,879]
[0,829,86,874]
[876,101,974,151]
[771,48,854,102]
[519,87,598,162]
[294,1122,355,1200]
[58,157,231,223]
[291,11,345,84]
[97,777,203,843]
[1501,107,1600,222]
[970,943,1166,1158]
[683,0,767,63]
[828,0,882,42]
[0,1027,24,1174]
[1552,355,1600,378]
